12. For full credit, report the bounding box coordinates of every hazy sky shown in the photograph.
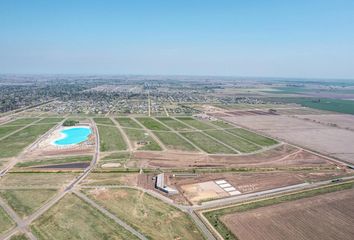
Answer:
[1,0,354,78]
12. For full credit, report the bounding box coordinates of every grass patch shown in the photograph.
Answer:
[0,125,22,139]
[227,128,278,147]
[31,194,137,240]
[0,173,79,188]
[0,205,15,234]
[93,118,115,125]
[36,118,64,124]
[16,155,92,168]
[176,117,216,130]
[122,128,162,151]
[84,188,203,240]
[153,131,197,151]
[0,124,55,158]
[156,117,192,131]
[3,118,39,126]
[204,181,354,240]
[115,117,142,129]
[180,131,236,154]
[97,125,127,152]
[81,172,137,186]
[204,130,260,153]
[101,152,130,161]
[0,189,57,218]
[210,120,233,129]
[135,117,170,131]
[10,233,28,240]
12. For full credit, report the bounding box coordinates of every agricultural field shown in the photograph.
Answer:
[180,131,236,154]
[122,128,162,151]
[84,188,203,240]
[31,194,137,240]
[204,182,354,240]
[152,131,197,151]
[0,123,56,158]
[135,117,169,131]
[176,117,217,130]
[93,118,114,126]
[115,117,142,129]
[0,206,14,234]
[0,189,57,218]
[204,130,260,153]
[156,117,192,131]
[96,125,127,151]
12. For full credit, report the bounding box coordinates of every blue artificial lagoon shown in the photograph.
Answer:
[54,127,92,146]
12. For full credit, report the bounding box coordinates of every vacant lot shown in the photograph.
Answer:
[153,131,197,151]
[36,118,64,124]
[31,194,137,240]
[221,187,354,240]
[0,124,55,158]
[3,118,39,126]
[0,125,22,139]
[180,131,236,154]
[0,206,14,234]
[85,188,203,240]
[224,115,354,164]
[156,117,192,131]
[16,155,92,168]
[135,117,170,131]
[176,117,217,130]
[93,118,115,125]
[210,120,234,129]
[96,125,127,151]
[80,173,138,186]
[0,189,57,218]
[227,128,278,146]
[0,173,78,188]
[115,117,142,129]
[122,128,161,151]
[204,130,260,153]
[9,233,28,240]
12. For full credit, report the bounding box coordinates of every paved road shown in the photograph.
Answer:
[73,190,148,240]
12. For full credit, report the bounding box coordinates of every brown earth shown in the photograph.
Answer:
[221,188,354,240]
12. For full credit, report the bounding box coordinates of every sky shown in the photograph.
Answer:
[0,0,354,79]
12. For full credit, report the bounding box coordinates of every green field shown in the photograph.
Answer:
[3,118,40,126]
[93,118,115,125]
[0,189,57,218]
[0,124,55,158]
[204,130,260,153]
[210,120,233,129]
[156,117,192,131]
[180,131,236,154]
[122,128,162,151]
[115,117,142,129]
[153,131,197,151]
[9,233,28,240]
[176,117,216,130]
[36,118,64,124]
[31,194,137,240]
[84,188,203,240]
[0,125,22,139]
[227,128,278,147]
[0,173,78,188]
[203,181,354,240]
[0,206,14,234]
[97,125,127,151]
[135,117,170,131]
[15,155,92,168]
[101,152,130,161]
